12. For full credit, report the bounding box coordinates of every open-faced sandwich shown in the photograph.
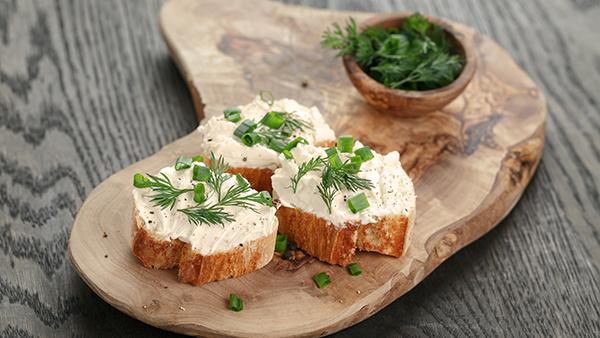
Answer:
[131,154,277,285]
[197,92,336,192]
[271,135,416,266]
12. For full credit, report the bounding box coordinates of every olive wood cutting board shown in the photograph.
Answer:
[68,0,546,336]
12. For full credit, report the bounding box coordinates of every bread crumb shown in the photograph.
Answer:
[179,306,186,311]
[356,290,361,294]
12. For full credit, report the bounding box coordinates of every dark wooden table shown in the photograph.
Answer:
[1,0,599,336]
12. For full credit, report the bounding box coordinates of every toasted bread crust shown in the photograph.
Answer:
[131,208,277,286]
[227,167,274,193]
[356,213,413,257]
[276,206,357,266]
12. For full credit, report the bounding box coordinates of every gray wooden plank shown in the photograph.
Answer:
[0,0,598,336]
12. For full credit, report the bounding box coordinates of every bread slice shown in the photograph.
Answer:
[271,142,416,266]
[131,159,278,286]
[197,96,336,192]
[132,209,277,285]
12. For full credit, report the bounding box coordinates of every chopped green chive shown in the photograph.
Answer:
[348,155,363,174]
[223,107,242,122]
[193,183,206,204]
[133,173,150,188]
[258,191,273,206]
[336,135,354,153]
[282,149,293,160]
[228,293,244,312]
[192,165,211,181]
[280,126,293,137]
[175,156,193,170]
[191,155,204,163]
[260,111,286,129]
[284,136,308,151]
[347,192,370,213]
[275,234,287,253]
[327,152,343,169]
[268,138,286,153]
[313,272,331,288]
[241,132,261,146]
[347,263,362,276]
[234,120,257,139]
[324,147,338,157]
[354,147,374,162]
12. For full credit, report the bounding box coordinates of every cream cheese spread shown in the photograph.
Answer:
[271,142,415,228]
[132,162,278,255]
[197,96,336,170]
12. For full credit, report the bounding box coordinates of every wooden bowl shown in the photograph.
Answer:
[343,13,477,117]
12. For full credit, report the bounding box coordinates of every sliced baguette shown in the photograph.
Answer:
[132,207,277,286]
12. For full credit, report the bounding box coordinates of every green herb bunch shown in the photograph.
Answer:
[321,13,463,91]
[134,153,273,226]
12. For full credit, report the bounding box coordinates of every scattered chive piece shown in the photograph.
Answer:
[192,165,211,181]
[133,173,150,188]
[234,120,257,139]
[313,272,331,288]
[223,107,242,122]
[275,234,288,253]
[327,152,343,169]
[282,149,293,160]
[347,192,370,213]
[191,155,204,163]
[336,135,354,153]
[268,138,286,153]
[354,147,374,162]
[284,136,308,151]
[175,156,193,170]
[241,132,261,146]
[258,191,273,206]
[349,155,363,174]
[260,111,286,129]
[259,90,275,106]
[324,147,338,157]
[228,293,244,312]
[193,183,206,204]
[347,263,362,276]
[280,126,293,137]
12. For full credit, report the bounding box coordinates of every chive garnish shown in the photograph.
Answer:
[354,147,374,162]
[348,155,363,174]
[193,183,206,204]
[259,90,275,107]
[347,263,362,276]
[241,132,261,146]
[267,138,286,153]
[313,272,331,288]
[233,120,257,139]
[192,155,204,163]
[337,135,354,153]
[282,149,293,160]
[175,156,193,170]
[347,192,370,213]
[224,107,242,122]
[228,293,244,312]
[133,173,150,188]
[327,152,343,169]
[284,136,308,151]
[260,111,286,129]
[192,165,211,181]
[275,234,287,253]
[324,147,337,157]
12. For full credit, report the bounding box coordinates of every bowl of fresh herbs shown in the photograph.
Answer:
[321,12,476,116]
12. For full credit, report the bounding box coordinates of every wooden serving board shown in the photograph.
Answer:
[68,0,546,336]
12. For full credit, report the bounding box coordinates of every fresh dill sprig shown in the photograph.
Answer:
[290,157,324,193]
[145,173,193,210]
[281,112,313,132]
[325,161,374,192]
[206,152,230,201]
[178,204,235,226]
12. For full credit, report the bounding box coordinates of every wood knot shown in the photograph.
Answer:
[435,233,458,259]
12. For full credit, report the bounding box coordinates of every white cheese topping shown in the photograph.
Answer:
[271,142,415,228]
[132,162,278,255]
[196,96,336,170]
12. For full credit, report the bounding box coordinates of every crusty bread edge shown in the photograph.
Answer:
[131,208,277,286]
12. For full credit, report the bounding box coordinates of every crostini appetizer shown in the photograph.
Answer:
[197,92,336,192]
[271,135,416,266]
[131,154,277,285]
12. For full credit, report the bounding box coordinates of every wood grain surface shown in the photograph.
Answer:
[1,0,599,337]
